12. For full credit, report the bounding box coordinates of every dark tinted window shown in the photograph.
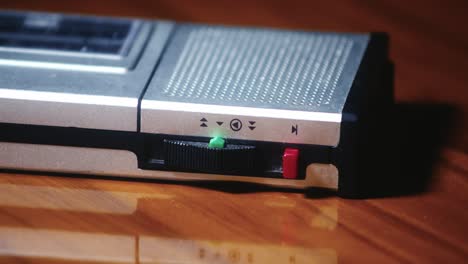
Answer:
[0,12,136,55]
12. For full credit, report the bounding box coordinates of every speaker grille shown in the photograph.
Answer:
[148,25,369,112]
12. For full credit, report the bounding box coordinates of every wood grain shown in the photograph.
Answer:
[0,0,467,263]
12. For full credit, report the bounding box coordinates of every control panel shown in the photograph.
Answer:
[140,101,342,146]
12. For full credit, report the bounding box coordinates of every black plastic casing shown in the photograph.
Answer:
[332,33,393,198]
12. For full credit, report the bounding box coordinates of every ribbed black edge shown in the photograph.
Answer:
[164,139,256,174]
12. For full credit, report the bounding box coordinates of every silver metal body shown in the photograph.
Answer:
[0,14,174,131]
[141,26,369,146]
[0,12,368,145]
[0,11,373,189]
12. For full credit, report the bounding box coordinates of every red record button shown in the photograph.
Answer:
[282,148,299,179]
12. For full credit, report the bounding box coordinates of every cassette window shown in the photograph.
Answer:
[0,12,140,56]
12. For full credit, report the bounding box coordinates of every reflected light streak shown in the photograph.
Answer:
[0,184,173,214]
[0,227,337,264]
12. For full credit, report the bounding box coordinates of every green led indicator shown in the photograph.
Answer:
[209,137,225,148]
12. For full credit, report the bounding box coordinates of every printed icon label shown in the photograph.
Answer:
[248,121,256,130]
[230,119,242,131]
[291,124,298,135]
[200,118,208,127]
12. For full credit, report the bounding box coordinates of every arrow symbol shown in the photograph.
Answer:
[248,121,256,125]
[291,124,298,135]
[248,126,256,130]
[200,123,208,127]
[216,121,224,126]
[230,119,242,131]
[200,118,208,122]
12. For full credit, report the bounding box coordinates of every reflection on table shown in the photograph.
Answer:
[0,180,338,264]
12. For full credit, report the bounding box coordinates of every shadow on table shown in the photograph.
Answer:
[350,102,460,198]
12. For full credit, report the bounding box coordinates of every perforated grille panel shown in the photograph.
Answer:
[147,25,369,112]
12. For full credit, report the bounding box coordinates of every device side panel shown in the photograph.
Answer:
[333,33,393,198]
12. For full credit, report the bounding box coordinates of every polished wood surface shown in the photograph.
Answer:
[0,0,467,263]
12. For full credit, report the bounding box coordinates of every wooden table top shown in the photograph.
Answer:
[0,0,467,263]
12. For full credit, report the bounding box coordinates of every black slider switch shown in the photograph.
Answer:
[163,139,256,174]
